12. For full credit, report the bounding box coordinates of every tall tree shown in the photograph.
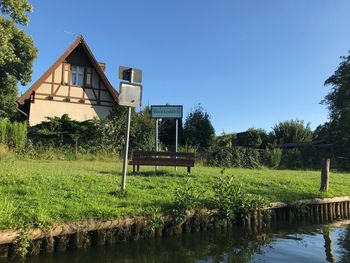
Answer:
[183,105,215,149]
[321,52,350,170]
[0,0,37,119]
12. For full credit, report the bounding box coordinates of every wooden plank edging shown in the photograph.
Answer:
[0,196,349,245]
[267,196,350,209]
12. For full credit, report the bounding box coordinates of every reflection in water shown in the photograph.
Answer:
[338,225,350,263]
[323,227,336,263]
[2,223,350,263]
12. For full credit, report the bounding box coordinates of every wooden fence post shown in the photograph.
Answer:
[320,158,330,192]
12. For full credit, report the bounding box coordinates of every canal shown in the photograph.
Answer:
[1,221,350,262]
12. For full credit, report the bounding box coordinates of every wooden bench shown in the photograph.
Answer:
[129,151,195,173]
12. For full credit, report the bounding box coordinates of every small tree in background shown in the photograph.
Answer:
[271,119,312,144]
[183,105,215,149]
[159,118,184,151]
[236,128,268,148]
[131,106,155,151]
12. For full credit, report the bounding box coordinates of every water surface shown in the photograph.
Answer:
[2,221,350,263]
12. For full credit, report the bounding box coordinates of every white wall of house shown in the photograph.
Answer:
[28,63,115,126]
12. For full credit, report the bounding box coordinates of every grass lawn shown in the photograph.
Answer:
[1,159,350,230]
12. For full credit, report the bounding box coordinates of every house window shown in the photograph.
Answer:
[62,63,70,84]
[86,67,92,87]
[71,65,84,86]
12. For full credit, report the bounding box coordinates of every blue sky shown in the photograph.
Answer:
[21,0,350,134]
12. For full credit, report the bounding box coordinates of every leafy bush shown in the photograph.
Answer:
[28,109,155,156]
[208,146,261,168]
[236,128,269,149]
[173,179,204,223]
[263,147,282,168]
[280,148,303,169]
[212,175,265,221]
[299,145,322,170]
[271,119,312,144]
[174,179,203,211]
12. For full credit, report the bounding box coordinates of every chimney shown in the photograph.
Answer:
[98,62,106,72]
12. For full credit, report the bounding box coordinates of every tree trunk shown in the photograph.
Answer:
[320,158,330,192]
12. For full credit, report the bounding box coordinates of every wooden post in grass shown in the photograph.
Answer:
[320,158,330,192]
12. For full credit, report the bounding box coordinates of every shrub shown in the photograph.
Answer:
[271,119,312,144]
[173,179,204,223]
[212,175,265,221]
[280,148,303,169]
[0,118,10,144]
[208,146,261,168]
[0,119,27,150]
[8,121,27,149]
[263,148,282,168]
[299,145,322,170]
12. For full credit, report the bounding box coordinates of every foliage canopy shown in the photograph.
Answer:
[0,0,37,119]
[320,52,350,169]
[183,105,215,149]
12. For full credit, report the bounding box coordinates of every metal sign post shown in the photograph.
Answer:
[119,67,142,192]
[150,105,183,170]
[175,119,178,171]
[155,118,159,171]
[121,106,131,191]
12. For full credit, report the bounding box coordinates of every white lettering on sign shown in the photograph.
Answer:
[151,105,183,119]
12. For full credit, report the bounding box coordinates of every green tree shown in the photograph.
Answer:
[102,105,155,152]
[322,52,350,169]
[271,119,312,144]
[183,105,215,149]
[131,106,155,151]
[236,128,268,148]
[216,132,236,148]
[159,118,183,150]
[0,0,37,119]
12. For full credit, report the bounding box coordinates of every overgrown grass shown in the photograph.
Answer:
[1,158,350,230]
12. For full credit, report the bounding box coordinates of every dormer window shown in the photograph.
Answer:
[71,65,84,86]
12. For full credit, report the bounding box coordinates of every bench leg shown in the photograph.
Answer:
[137,165,140,172]
[133,165,135,173]
[187,167,191,174]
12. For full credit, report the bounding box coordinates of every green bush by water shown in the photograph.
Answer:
[212,175,265,220]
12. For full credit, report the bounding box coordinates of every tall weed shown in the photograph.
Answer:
[0,118,9,144]
[212,175,265,221]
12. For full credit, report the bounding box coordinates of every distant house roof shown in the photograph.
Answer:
[17,35,118,104]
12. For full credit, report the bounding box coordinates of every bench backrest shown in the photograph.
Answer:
[132,151,195,160]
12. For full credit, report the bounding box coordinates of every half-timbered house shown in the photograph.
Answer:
[17,35,118,126]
